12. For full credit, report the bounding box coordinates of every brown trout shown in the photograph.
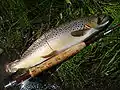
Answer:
[6,14,112,73]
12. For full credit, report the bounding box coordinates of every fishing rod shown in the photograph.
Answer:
[4,24,120,88]
[104,24,120,35]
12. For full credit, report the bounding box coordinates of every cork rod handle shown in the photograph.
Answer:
[29,42,86,77]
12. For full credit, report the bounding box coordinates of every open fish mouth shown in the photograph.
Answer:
[96,14,113,30]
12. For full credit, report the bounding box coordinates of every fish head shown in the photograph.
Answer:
[86,14,113,30]
[71,14,113,37]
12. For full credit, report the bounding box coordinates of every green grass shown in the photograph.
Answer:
[0,0,120,89]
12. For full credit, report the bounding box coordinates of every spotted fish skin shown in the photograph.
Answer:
[6,15,111,73]
[21,18,89,58]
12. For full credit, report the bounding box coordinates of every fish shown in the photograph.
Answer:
[6,14,112,73]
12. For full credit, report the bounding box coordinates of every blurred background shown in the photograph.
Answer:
[0,0,120,90]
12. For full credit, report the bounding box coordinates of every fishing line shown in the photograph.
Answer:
[109,24,120,30]
[104,23,120,35]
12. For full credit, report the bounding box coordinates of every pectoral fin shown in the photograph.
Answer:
[41,50,58,58]
[71,30,86,36]
[71,24,91,37]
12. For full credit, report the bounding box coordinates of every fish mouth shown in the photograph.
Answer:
[96,14,113,30]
